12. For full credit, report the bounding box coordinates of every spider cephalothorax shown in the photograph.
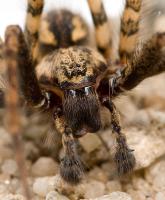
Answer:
[0,0,165,197]
[36,46,107,136]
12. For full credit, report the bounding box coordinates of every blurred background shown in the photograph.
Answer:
[0,0,124,38]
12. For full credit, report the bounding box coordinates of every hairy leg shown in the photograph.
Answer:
[25,0,44,63]
[87,0,112,60]
[4,26,31,200]
[100,32,165,99]
[113,32,165,94]
[102,97,135,175]
[54,109,84,184]
[119,0,142,64]
[8,25,48,109]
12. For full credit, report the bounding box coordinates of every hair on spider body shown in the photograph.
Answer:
[1,0,165,194]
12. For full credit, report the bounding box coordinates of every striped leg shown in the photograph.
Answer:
[4,26,31,200]
[102,97,135,175]
[54,109,84,184]
[108,32,165,98]
[87,0,112,60]
[120,32,165,90]
[119,0,142,64]
[25,0,44,63]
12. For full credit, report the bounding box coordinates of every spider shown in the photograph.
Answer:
[0,0,165,198]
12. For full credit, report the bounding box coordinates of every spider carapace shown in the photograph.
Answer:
[36,46,107,136]
[1,0,165,192]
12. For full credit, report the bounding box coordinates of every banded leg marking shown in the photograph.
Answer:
[119,0,142,64]
[87,0,112,59]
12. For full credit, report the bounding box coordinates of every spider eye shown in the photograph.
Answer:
[65,86,95,98]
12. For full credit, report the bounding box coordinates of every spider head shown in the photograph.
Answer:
[36,46,107,137]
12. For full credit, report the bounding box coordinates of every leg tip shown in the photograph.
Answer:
[60,155,84,185]
[114,148,136,175]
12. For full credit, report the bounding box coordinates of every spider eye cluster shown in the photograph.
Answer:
[36,46,107,95]
[65,86,95,97]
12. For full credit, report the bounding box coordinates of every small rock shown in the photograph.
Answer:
[79,133,102,153]
[1,194,25,200]
[0,128,12,146]
[125,128,165,169]
[88,167,108,183]
[131,176,154,199]
[148,110,165,125]
[115,96,138,126]
[130,110,150,127]
[83,180,105,199]
[1,159,18,176]
[155,191,165,200]
[46,191,69,200]
[33,175,64,197]
[31,157,59,177]
[94,192,132,200]
[106,180,122,193]
[145,158,165,191]
[33,177,55,197]
[126,189,152,200]
[0,182,9,196]
[0,145,13,160]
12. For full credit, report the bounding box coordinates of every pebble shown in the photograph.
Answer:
[106,180,122,193]
[88,167,109,183]
[145,158,165,191]
[31,157,59,177]
[93,192,132,200]
[0,146,13,160]
[46,191,69,200]
[83,180,105,199]
[1,159,18,176]
[33,175,63,197]
[0,128,12,146]
[0,194,25,200]
[148,110,165,125]
[0,182,9,196]
[130,176,154,199]
[155,191,165,200]
[79,133,102,153]
[125,128,165,169]
[33,177,56,197]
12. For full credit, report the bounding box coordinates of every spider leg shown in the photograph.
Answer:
[102,97,136,175]
[54,109,84,184]
[115,32,165,93]
[87,0,112,60]
[4,26,31,199]
[119,0,142,64]
[7,25,48,109]
[25,0,44,64]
